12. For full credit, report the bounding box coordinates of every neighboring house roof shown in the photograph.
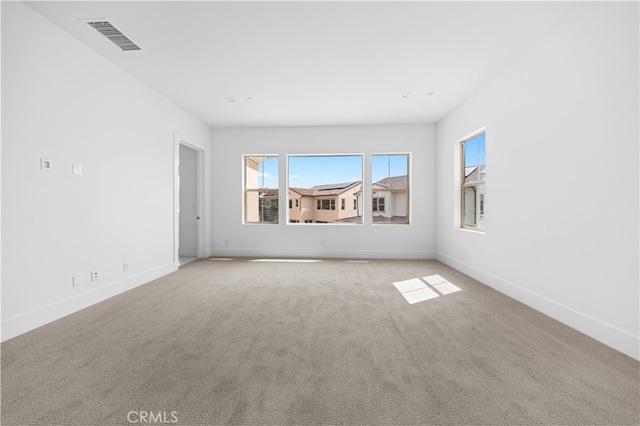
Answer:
[289,187,314,196]
[464,166,486,182]
[290,181,361,197]
[372,175,407,190]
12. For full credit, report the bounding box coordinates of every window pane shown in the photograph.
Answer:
[244,156,278,223]
[464,133,486,184]
[463,183,486,228]
[372,154,410,224]
[461,132,486,231]
[288,155,363,224]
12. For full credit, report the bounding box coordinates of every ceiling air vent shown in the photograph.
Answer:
[85,20,141,51]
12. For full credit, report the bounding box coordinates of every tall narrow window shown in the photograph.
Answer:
[461,133,486,230]
[244,156,278,224]
[288,155,363,224]
[372,154,410,224]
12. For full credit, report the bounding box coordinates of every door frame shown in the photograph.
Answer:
[173,136,205,264]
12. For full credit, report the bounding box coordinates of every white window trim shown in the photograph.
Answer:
[286,153,364,226]
[458,129,486,232]
[242,154,279,225]
[371,152,412,226]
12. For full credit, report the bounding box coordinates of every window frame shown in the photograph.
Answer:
[372,197,385,212]
[243,154,279,225]
[371,153,411,225]
[460,132,486,231]
[286,153,364,225]
[317,199,336,210]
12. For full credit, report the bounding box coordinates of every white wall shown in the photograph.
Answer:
[1,2,211,341]
[435,2,639,359]
[211,125,435,259]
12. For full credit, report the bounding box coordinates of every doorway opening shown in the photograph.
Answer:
[178,143,199,266]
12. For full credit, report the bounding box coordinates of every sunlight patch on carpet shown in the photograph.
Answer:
[393,278,427,293]
[432,281,462,295]
[423,274,447,285]
[394,275,462,304]
[393,278,439,304]
[401,287,440,304]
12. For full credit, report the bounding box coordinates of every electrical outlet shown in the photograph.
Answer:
[91,270,101,281]
[40,158,52,171]
[123,261,131,271]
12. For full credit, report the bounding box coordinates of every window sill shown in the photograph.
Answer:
[459,227,485,234]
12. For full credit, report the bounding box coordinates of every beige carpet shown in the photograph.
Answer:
[2,258,638,425]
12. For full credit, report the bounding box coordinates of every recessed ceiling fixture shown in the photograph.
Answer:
[427,92,435,96]
[247,97,254,102]
[402,92,411,98]
[226,97,235,103]
[84,19,141,51]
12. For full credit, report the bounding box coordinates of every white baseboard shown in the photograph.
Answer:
[1,262,178,343]
[210,247,436,260]
[436,252,639,361]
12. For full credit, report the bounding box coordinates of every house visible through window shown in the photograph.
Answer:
[370,154,410,224]
[244,155,278,224]
[461,132,486,230]
[372,197,385,212]
[288,155,363,224]
[318,199,335,210]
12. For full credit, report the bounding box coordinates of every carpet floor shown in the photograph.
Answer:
[2,258,638,425]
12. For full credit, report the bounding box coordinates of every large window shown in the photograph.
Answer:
[461,133,486,230]
[244,155,278,224]
[372,154,410,224]
[288,155,363,224]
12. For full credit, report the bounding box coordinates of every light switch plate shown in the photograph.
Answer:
[72,274,84,287]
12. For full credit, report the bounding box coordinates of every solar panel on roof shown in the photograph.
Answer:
[317,182,352,191]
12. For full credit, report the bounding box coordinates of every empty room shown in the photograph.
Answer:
[1,1,638,425]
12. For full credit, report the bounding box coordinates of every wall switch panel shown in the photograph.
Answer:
[72,274,84,287]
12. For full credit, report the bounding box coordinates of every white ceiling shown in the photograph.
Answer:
[25,1,584,128]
